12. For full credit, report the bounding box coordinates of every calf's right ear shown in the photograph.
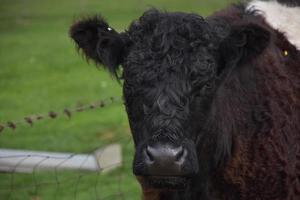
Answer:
[69,16,128,77]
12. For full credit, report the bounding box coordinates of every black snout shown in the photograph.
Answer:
[133,140,199,180]
[133,141,198,188]
[143,144,187,176]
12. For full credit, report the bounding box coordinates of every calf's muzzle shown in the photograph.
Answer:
[144,144,187,176]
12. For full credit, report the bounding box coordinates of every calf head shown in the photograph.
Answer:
[70,9,270,190]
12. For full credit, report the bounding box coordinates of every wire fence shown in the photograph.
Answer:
[0,148,137,200]
[0,143,137,200]
[0,97,140,200]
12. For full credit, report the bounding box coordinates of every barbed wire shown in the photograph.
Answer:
[0,96,123,134]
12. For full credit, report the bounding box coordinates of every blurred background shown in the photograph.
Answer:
[0,0,236,199]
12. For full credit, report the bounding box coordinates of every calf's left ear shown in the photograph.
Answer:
[69,16,129,77]
[220,23,270,66]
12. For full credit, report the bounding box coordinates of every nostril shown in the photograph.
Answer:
[175,146,184,161]
[145,146,154,162]
[175,147,187,164]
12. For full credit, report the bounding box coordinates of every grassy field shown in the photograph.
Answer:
[0,0,236,199]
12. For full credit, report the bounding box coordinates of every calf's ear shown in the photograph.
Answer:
[69,16,128,77]
[220,23,270,67]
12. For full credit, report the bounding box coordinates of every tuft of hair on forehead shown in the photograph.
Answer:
[122,9,220,87]
[127,9,217,51]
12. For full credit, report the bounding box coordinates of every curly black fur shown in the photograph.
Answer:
[70,2,300,200]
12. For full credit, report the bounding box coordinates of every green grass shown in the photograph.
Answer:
[0,0,236,199]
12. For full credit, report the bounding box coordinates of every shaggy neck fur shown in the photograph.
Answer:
[247,0,300,50]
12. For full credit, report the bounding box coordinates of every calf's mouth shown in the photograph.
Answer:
[138,175,191,190]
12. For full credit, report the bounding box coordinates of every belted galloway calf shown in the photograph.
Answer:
[70,0,300,199]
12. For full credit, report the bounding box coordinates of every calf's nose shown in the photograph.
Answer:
[144,144,187,176]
